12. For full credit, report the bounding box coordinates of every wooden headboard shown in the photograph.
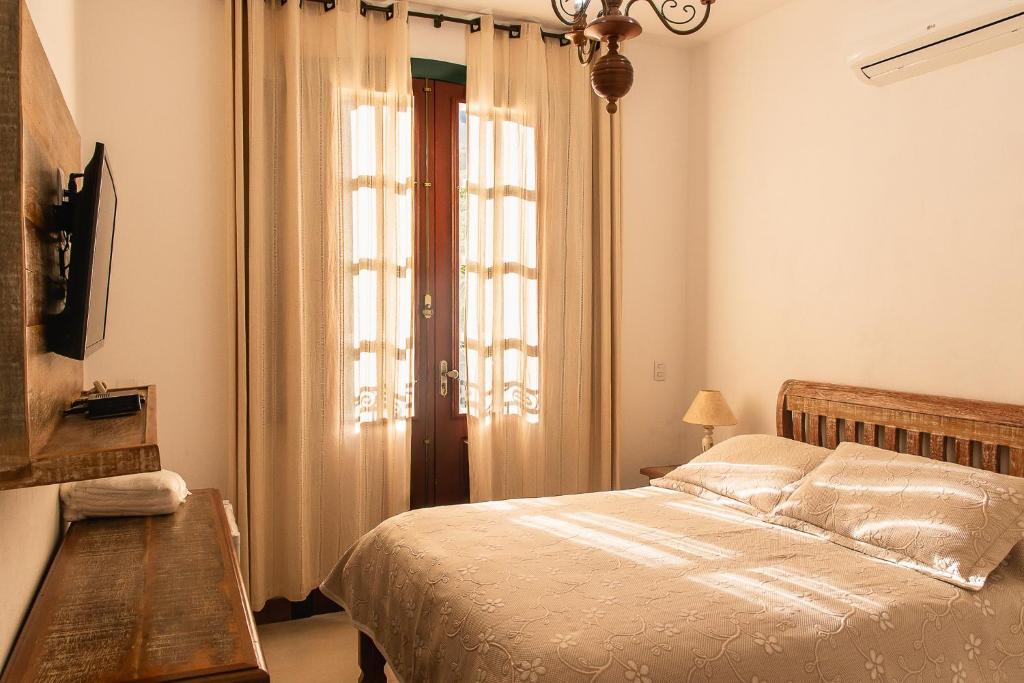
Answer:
[777,380,1024,477]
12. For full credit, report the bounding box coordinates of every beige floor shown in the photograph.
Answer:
[258,613,398,682]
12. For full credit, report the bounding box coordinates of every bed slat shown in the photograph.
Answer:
[882,426,897,451]
[905,430,922,456]
[808,414,821,446]
[955,439,971,467]
[792,411,804,442]
[981,443,998,472]
[929,434,945,461]
[824,417,838,449]
[1011,448,1024,477]
[863,423,877,447]
[843,420,856,444]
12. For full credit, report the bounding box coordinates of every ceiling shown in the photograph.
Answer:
[409,0,793,46]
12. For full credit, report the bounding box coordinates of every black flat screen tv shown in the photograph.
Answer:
[49,142,118,360]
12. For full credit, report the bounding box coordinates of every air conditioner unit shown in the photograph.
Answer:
[850,0,1024,85]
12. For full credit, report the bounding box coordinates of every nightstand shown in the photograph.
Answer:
[640,465,679,482]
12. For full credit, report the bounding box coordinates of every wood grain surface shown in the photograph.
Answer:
[20,0,84,454]
[1,489,269,682]
[777,379,1024,475]
[0,0,30,473]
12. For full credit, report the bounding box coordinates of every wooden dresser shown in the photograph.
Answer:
[1,489,268,682]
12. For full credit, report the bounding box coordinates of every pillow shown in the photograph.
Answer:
[651,434,832,514]
[60,469,190,522]
[770,442,1024,590]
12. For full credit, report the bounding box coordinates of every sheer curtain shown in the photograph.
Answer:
[230,0,414,608]
[464,19,621,502]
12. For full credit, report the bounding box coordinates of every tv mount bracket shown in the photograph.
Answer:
[47,170,86,311]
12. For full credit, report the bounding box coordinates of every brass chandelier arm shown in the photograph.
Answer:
[576,39,600,64]
[551,0,612,26]
[551,0,595,26]
[623,0,713,35]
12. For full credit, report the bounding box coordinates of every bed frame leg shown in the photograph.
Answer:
[358,631,387,683]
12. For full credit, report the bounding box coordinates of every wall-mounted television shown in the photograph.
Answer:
[48,142,118,360]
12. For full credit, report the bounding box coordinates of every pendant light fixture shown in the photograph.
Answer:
[551,0,717,113]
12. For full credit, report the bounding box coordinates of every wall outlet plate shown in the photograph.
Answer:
[653,361,667,382]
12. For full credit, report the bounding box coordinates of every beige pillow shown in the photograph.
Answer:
[771,442,1024,590]
[651,434,832,514]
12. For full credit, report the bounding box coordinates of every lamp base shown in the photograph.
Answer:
[701,425,715,453]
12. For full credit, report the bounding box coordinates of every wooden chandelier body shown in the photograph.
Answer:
[551,0,716,112]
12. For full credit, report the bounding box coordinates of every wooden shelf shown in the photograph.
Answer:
[0,385,160,491]
[1,489,268,682]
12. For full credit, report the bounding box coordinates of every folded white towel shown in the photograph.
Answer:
[60,470,190,522]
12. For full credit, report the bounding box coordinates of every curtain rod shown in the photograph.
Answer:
[280,0,571,46]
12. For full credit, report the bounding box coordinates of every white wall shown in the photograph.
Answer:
[22,0,76,119]
[75,1,234,495]
[410,20,465,62]
[0,487,61,667]
[683,0,1024,451]
[0,1,76,668]
[618,40,693,487]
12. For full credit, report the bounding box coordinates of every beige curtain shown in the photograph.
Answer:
[230,0,414,609]
[464,19,621,502]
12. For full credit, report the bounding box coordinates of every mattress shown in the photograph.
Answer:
[321,486,1024,682]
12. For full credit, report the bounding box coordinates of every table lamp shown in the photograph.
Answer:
[683,390,737,452]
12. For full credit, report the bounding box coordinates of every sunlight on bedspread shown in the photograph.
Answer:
[321,487,1024,683]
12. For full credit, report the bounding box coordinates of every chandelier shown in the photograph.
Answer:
[550,0,717,113]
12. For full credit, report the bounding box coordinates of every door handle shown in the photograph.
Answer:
[439,360,460,398]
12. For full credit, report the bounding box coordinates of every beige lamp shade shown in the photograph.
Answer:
[683,390,737,427]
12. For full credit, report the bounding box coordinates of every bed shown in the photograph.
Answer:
[321,380,1024,682]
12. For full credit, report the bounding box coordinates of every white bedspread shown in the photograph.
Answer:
[322,487,1024,682]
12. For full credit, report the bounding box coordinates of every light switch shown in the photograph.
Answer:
[653,361,666,382]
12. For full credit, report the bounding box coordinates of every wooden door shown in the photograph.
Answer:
[410,78,469,508]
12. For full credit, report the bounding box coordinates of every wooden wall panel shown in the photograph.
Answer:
[0,1,82,481]
[20,1,82,453]
[25,326,80,453]
[0,0,30,474]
